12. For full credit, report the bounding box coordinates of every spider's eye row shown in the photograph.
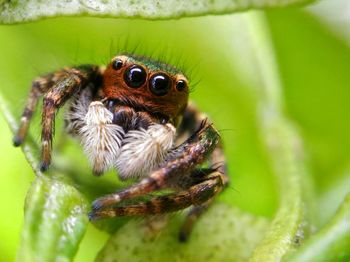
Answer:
[112,59,123,70]
[149,73,171,96]
[124,65,147,88]
[176,80,187,91]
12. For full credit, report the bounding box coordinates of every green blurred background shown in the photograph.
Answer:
[1,0,350,260]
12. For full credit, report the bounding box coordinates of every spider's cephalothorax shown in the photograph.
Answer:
[13,54,229,241]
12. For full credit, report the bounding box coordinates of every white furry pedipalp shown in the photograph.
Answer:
[65,88,92,136]
[79,101,124,175]
[116,123,176,179]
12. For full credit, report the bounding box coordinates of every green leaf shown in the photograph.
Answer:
[285,193,350,262]
[0,0,316,24]
[266,8,350,193]
[97,204,270,262]
[17,176,89,262]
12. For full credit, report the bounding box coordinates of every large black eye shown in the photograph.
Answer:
[124,65,147,88]
[149,73,171,96]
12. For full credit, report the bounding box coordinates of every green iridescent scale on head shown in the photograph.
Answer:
[124,53,185,76]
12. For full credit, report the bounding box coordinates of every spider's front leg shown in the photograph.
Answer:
[90,170,223,217]
[13,73,55,146]
[14,65,101,171]
[89,121,227,240]
[90,120,220,210]
[177,103,230,241]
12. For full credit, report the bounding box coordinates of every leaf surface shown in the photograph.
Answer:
[0,0,316,24]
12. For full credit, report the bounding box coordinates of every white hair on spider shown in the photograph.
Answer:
[79,101,124,175]
[116,123,176,180]
[65,87,92,136]
[70,99,176,178]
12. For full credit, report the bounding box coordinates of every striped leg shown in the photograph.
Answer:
[89,171,223,219]
[90,106,229,242]
[177,103,230,241]
[89,121,220,217]
[13,65,101,172]
[39,67,100,171]
[13,74,54,146]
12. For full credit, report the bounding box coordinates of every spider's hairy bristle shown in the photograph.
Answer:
[65,88,92,135]
[120,53,185,77]
[115,123,176,180]
[79,101,124,175]
[107,36,198,81]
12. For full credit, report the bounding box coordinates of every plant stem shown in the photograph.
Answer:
[0,92,42,176]
[244,12,314,261]
[285,193,350,262]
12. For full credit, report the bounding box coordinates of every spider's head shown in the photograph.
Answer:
[102,54,189,123]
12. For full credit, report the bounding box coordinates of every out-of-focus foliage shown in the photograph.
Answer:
[1,0,350,261]
[17,177,88,262]
[97,204,269,262]
[285,193,350,262]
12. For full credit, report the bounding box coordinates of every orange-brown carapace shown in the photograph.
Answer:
[103,54,189,125]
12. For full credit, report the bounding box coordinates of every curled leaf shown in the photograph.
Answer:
[0,0,316,24]
[285,193,350,262]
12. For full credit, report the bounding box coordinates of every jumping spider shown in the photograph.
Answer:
[13,54,229,241]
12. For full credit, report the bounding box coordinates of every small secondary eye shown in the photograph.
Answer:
[149,73,171,96]
[124,65,147,88]
[176,80,187,91]
[112,59,123,70]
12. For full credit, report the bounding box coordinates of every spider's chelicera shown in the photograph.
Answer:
[13,54,229,241]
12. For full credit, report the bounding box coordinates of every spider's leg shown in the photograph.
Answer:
[177,103,230,241]
[39,66,100,171]
[89,171,223,219]
[179,202,210,241]
[90,121,220,213]
[13,74,54,146]
[177,102,229,183]
[178,141,230,241]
